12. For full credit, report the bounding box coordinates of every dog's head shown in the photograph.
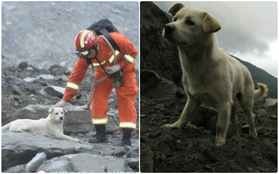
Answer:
[48,107,67,123]
[163,3,221,48]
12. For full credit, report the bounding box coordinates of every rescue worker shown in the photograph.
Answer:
[55,30,138,146]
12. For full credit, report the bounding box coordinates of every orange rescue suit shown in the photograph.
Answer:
[63,32,138,130]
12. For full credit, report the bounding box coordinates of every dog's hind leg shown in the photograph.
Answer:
[16,126,29,133]
[230,105,240,137]
[2,123,11,131]
[215,102,231,146]
[239,98,258,139]
[239,84,258,139]
[163,95,201,128]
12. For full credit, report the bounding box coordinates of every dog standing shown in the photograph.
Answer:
[2,107,79,142]
[162,3,268,146]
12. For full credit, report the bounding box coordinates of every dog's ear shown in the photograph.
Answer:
[48,108,54,114]
[203,12,221,33]
[168,3,185,16]
[63,108,67,115]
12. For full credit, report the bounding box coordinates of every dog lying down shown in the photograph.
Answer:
[2,107,79,142]
[162,3,268,146]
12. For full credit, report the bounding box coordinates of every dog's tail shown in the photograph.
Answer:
[2,122,11,131]
[254,83,268,101]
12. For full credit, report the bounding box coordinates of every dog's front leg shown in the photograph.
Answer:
[163,96,201,128]
[56,133,80,142]
[215,102,231,146]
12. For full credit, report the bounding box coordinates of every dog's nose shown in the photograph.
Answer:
[164,24,175,35]
[60,117,63,121]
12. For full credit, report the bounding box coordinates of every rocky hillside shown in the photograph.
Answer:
[2,1,139,69]
[140,2,277,172]
[2,62,139,172]
[2,2,139,172]
[140,2,181,85]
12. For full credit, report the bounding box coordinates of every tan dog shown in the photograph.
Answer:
[2,107,79,142]
[162,3,268,146]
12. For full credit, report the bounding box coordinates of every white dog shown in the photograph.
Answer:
[162,3,268,146]
[2,107,79,142]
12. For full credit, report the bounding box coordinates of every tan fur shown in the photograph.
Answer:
[162,3,268,146]
[2,107,79,142]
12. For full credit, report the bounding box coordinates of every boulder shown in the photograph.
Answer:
[263,98,277,108]
[37,154,128,173]
[127,158,139,171]
[141,70,177,99]
[4,164,26,173]
[40,86,65,98]
[256,108,267,117]
[2,132,95,171]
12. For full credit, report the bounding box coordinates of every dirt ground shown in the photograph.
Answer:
[140,85,277,172]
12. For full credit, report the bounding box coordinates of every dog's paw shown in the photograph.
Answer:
[73,138,80,142]
[249,132,258,139]
[161,124,174,128]
[161,123,180,129]
[215,138,225,146]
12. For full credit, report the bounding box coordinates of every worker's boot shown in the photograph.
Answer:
[121,128,133,146]
[88,124,107,143]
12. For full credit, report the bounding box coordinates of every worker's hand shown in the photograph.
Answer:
[105,64,121,74]
[54,99,68,108]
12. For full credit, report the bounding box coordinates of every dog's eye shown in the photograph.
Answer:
[173,17,177,22]
[186,20,195,26]
[55,113,58,115]
[61,112,63,114]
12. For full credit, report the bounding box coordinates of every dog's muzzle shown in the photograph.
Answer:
[163,24,175,38]
[60,117,64,121]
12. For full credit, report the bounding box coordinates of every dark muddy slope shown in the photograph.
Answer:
[140,2,277,172]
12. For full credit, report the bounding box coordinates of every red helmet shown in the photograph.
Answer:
[74,30,98,51]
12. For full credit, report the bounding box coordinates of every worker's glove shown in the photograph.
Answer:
[54,99,68,108]
[105,64,121,74]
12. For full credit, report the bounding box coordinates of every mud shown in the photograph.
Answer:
[140,92,277,172]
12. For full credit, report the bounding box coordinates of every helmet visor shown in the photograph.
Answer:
[76,45,97,58]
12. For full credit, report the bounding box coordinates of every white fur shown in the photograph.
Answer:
[2,107,79,142]
[162,4,268,146]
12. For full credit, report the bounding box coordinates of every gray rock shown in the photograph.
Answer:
[40,86,65,97]
[38,74,54,80]
[37,158,74,173]
[37,154,127,173]
[8,84,23,95]
[24,74,55,83]
[23,77,37,83]
[256,108,267,117]
[18,62,28,70]
[263,98,277,108]
[62,109,92,134]
[141,70,177,99]
[269,115,277,119]
[127,158,139,171]
[4,164,26,173]
[25,152,47,172]
[2,132,95,171]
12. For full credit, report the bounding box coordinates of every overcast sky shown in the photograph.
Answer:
[154,1,278,77]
